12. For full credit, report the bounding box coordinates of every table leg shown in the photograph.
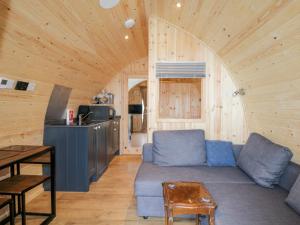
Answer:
[10,165,15,177]
[196,214,201,225]
[168,209,173,225]
[209,210,215,225]
[21,193,26,225]
[11,195,16,216]
[50,147,56,217]
[16,163,21,215]
[164,206,169,225]
[9,199,15,225]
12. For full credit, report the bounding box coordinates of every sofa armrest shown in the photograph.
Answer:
[142,143,153,162]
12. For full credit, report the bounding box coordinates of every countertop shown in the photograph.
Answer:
[45,116,121,128]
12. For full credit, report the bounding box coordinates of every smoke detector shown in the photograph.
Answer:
[124,18,135,29]
[99,0,120,9]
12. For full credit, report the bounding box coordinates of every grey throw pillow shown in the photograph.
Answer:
[152,130,206,166]
[286,174,300,215]
[237,133,293,188]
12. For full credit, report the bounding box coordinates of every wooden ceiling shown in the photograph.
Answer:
[0,0,300,157]
[145,0,300,81]
[0,0,148,87]
[1,0,298,87]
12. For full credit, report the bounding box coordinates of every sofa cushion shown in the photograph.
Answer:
[279,162,300,191]
[136,184,300,225]
[206,183,300,225]
[206,140,236,167]
[152,130,206,166]
[134,162,254,197]
[286,174,300,215]
[237,133,293,188]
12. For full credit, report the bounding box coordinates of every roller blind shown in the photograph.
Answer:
[156,62,206,78]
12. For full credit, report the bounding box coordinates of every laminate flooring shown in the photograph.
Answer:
[16,155,195,225]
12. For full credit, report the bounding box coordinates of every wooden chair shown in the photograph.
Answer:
[0,175,49,225]
[0,197,14,225]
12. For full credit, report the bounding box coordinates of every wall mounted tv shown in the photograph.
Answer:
[128,104,143,114]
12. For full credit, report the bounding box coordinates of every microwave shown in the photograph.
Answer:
[78,105,116,121]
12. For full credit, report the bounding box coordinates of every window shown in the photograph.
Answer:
[159,78,202,119]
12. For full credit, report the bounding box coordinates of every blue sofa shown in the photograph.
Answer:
[134,131,300,225]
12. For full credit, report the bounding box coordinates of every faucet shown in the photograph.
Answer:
[78,112,93,125]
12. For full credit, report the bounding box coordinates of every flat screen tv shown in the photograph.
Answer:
[128,104,143,114]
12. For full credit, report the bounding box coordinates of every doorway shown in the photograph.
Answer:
[127,79,147,153]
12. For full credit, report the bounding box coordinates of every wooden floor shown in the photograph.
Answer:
[19,155,195,225]
[128,133,148,154]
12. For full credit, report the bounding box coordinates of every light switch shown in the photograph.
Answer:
[0,77,15,89]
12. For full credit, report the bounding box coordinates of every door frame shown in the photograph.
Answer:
[121,74,148,154]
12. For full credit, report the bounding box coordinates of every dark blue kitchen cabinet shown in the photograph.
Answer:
[88,125,98,182]
[43,121,109,192]
[94,122,108,180]
[112,118,120,155]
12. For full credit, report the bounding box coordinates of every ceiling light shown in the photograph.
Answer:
[124,35,129,40]
[124,18,135,29]
[176,2,182,8]
[99,0,120,9]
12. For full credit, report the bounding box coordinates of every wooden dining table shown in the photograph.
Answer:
[0,145,56,225]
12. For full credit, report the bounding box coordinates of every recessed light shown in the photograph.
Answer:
[176,2,182,8]
[99,0,120,9]
[124,35,129,40]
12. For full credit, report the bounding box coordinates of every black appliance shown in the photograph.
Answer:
[128,104,143,114]
[78,105,116,121]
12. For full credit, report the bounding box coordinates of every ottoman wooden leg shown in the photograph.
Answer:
[164,206,169,225]
[168,209,173,225]
[196,214,201,225]
[209,210,215,225]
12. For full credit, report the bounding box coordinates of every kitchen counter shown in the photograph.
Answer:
[45,116,120,127]
[43,117,120,192]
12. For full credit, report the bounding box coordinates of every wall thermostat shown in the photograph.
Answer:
[0,77,15,89]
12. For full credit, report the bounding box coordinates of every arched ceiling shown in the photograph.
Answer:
[0,0,148,87]
[2,0,298,87]
[0,0,300,157]
[145,0,300,84]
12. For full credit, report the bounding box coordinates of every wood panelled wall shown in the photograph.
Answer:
[0,0,148,147]
[1,0,299,162]
[159,78,202,119]
[148,17,248,144]
[145,0,300,163]
[0,0,105,200]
